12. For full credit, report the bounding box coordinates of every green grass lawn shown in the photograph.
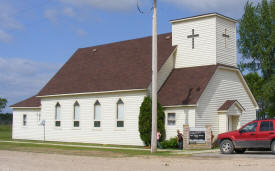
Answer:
[0,125,208,157]
[0,125,180,157]
[0,125,12,140]
[0,141,175,157]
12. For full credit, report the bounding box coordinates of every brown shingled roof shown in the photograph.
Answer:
[158,65,218,106]
[10,96,41,108]
[37,33,176,96]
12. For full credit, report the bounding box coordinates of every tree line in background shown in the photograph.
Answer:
[0,97,12,125]
[239,0,275,118]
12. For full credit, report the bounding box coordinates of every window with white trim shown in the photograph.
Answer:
[167,113,176,126]
[23,114,27,126]
[94,100,101,127]
[73,101,80,127]
[117,99,124,127]
[37,112,41,122]
[55,103,61,127]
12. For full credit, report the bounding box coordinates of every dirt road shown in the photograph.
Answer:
[0,150,274,171]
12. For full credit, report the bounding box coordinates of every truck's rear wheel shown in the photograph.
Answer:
[271,141,275,155]
[220,140,234,154]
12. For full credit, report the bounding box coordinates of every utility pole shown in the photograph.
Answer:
[151,0,158,153]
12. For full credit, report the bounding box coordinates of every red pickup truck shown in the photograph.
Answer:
[218,119,275,154]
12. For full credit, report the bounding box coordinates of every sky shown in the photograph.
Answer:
[0,0,261,113]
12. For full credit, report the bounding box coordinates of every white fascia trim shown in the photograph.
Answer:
[218,66,259,110]
[170,13,237,24]
[232,101,246,112]
[37,89,147,98]
[11,107,41,109]
[163,105,197,108]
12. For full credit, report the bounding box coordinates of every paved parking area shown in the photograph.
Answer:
[1,150,275,171]
[194,151,275,158]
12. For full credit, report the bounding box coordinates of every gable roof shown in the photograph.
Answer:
[170,12,237,23]
[218,100,245,111]
[158,65,218,106]
[37,33,176,97]
[10,96,41,108]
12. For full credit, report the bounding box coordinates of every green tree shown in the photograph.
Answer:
[0,98,7,113]
[138,96,166,146]
[238,0,275,79]
[262,76,275,117]
[239,0,275,117]
[244,73,266,116]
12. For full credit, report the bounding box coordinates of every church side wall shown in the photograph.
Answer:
[195,68,256,136]
[12,108,44,141]
[38,91,146,146]
[147,50,175,95]
[164,107,195,139]
[172,16,217,68]
[216,17,237,67]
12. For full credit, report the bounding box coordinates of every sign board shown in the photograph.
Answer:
[189,128,206,144]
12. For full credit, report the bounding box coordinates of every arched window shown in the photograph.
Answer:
[117,99,124,127]
[23,114,27,126]
[55,103,61,127]
[94,100,101,127]
[73,101,80,127]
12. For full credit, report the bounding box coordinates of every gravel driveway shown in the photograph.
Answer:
[0,150,274,171]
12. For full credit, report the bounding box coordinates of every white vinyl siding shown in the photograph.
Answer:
[218,113,227,133]
[216,17,237,67]
[172,16,217,68]
[12,109,44,141]
[147,50,175,95]
[164,107,196,139]
[12,91,146,146]
[196,68,257,136]
[172,16,237,68]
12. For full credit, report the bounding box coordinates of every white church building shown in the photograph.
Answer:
[11,13,258,146]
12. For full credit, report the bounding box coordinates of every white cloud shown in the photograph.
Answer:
[56,0,262,17]
[76,28,87,37]
[44,9,59,23]
[0,57,61,112]
[44,7,76,23]
[0,29,12,43]
[163,0,261,19]
[0,3,22,43]
[0,4,23,30]
[63,7,76,17]
[58,0,136,11]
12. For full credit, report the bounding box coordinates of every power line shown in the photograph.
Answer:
[137,0,154,14]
